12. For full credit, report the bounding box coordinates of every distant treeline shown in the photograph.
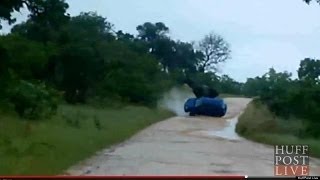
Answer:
[242,59,320,138]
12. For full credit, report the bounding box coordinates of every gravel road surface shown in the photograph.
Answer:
[66,98,320,176]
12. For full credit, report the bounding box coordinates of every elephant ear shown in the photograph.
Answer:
[201,85,209,97]
[202,85,219,98]
[208,88,219,98]
[192,86,203,98]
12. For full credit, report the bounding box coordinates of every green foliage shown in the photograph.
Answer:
[218,75,243,95]
[136,22,205,75]
[298,58,320,85]
[242,62,320,138]
[137,22,169,42]
[97,41,167,106]
[55,43,102,103]
[0,0,69,29]
[242,77,268,97]
[62,11,114,43]
[0,44,11,100]
[236,100,320,158]
[0,35,55,79]
[9,0,69,43]
[0,0,26,28]
[1,0,233,118]
[7,80,61,120]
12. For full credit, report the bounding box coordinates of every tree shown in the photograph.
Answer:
[304,0,320,4]
[116,30,135,42]
[10,0,69,44]
[219,75,243,95]
[116,30,148,54]
[0,42,9,75]
[298,58,320,85]
[0,0,26,28]
[1,3,241,117]
[172,41,202,72]
[151,39,195,71]
[136,22,171,58]
[0,0,69,31]
[197,32,231,72]
[136,22,169,42]
[97,41,167,106]
[0,34,53,80]
[242,76,269,97]
[136,22,201,77]
[0,41,11,100]
[50,12,114,103]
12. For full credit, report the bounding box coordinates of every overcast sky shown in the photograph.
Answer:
[2,0,320,82]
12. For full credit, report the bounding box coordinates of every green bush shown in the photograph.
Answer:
[242,68,320,138]
[7,80,61,120]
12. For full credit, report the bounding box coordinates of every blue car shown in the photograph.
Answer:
[184,97,227,117]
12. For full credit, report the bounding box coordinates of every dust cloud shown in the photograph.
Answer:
[158,85,195,116]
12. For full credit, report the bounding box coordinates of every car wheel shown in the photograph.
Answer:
[189,112,196,116]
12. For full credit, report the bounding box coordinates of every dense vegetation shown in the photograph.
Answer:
[241,58,320,139]
[0,0,319,174]
[234,1,320,144]
[0,0,318,138]
[238,58,320,157]
[0,0,244,121]
[235,1,320,152]
[0,1,243,174]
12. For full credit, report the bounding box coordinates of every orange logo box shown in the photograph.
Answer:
[274,165,309,176]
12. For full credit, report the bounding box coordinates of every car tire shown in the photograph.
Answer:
[189,112,196,116]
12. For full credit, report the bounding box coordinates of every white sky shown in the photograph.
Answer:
[1,0,320,82]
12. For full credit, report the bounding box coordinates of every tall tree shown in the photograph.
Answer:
[197,32,231,72]
[51,12,114,103]
[0,0,26,28]
[298,58,320,85]
[136,22,170,56]
[0,0,69,30]
[136,22,169,42]
[10,0,69,44]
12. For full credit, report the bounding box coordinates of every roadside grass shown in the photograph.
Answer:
[0,105,174,175]
[236,100,320,158]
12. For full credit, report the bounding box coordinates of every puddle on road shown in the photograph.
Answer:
[189,116,242,141]
[204,116,241,140]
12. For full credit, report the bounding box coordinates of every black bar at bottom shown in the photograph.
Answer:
[248,177,296,180]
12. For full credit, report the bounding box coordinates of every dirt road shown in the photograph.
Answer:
[66,98,320,176]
